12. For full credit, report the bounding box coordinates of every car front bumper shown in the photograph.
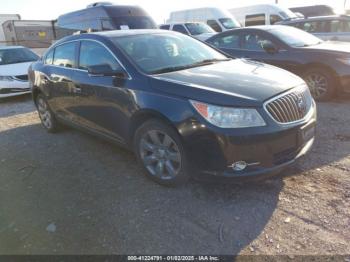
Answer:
[0,80,30,98]
[179,103,317,179]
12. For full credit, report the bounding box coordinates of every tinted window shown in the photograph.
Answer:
[219,18,240,29]
[207,20,222,32]
[212,34,240,49]
[329,20,343,32]
[53,42,76,68]
[45,49,54,64]
[101,19,114,31]
[160,25,170,30]
[113,16,156,29]
[242,33,269,51]
[343,20,350,32]
[113,33,227,74]
[301,21,321,33]
[270,15,282,25]
[79,41,121,71]
[246,14,266,26]
[172,24,188,34]
[185,23,214,35]
[0,48,38,65]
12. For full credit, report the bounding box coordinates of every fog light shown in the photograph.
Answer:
[231,161,247,171]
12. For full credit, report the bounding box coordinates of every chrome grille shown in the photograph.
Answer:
[265,85,312,124]
[13,75,28,81]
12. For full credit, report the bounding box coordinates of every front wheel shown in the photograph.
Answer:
[133,119,189,187]
[302,68,336,101]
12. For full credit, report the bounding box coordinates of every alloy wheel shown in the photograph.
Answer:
[37,97,53,129]
[139,130,181,180]
[305,73,328,99]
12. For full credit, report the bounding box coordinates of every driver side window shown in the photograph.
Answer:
[242,33,270,51]
[78,41,122,71]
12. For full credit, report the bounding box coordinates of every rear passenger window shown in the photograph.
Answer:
[44,48,54,64]
[78,41,121,71]
[207,20,222,32]
[329,20,342,32]
[53,42,76,68]
[172,24,188,34]
[160,25,170,30]
[270,15,282,25]
[212,34,240,49]
[245,14,266,26]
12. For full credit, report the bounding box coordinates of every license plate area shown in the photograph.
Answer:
[299,123,316,145]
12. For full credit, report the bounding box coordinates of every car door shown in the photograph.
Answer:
[48,41,79,122]
[69,40,131,141]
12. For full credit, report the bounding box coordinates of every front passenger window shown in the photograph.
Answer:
[79,41,122,71]
[53,42,76,68]
[242,33,269,51]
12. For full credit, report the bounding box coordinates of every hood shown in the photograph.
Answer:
[150,59,305,107]
[301,42,350,54]
[0,62,33,76]
[193,33,217,41]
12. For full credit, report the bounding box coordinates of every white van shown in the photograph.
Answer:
[167,7,240,32]
[229,4,297,27]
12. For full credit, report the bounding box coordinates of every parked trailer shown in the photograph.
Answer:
[2,20,56,48]
[0,14,20,46]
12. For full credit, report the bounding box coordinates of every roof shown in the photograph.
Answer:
[94,29,170,37]
[281,15,350,23]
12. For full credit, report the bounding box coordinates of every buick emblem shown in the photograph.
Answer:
[297,95,306,114]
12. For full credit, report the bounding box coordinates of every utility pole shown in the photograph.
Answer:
[275,0,278,3]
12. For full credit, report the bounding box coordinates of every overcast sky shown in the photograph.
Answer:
[2,0,349,23]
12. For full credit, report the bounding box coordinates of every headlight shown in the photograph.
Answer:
[0,76,14,81]
[190,100,266,128]
[336,58,350,65]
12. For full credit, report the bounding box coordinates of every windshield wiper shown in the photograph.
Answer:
[150,58,231,75]
[151,65,192,74]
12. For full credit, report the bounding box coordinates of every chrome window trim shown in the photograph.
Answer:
[50,38,132,80]
[263,84,315,126]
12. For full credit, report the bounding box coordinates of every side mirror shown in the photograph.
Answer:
[87,64,127,78]
[261,41,278,54]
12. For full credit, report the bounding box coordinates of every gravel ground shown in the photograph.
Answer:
[0,94,349,255]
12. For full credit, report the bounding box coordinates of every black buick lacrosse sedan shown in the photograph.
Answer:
[29,30,316,186]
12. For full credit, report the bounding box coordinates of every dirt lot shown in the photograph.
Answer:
[0,95,349,255]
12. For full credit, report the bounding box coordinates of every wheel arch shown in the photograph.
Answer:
[127,109,180,145]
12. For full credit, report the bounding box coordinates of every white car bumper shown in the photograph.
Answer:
[0,80,31,98]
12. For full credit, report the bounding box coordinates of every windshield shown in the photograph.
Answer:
[269,26,322,47]
[112,33,228,74]
[185,23,215,35]
[0,48,39,65]
[219,18,240,29]
[112,16,157,29]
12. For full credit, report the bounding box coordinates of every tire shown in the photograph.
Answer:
[36,94,59,133]
[302,67,336,101]
[133,119,190,187]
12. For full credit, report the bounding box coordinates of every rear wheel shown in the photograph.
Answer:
[36,94,59,133]
[303,67,336,101]
[134,119,189,187]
